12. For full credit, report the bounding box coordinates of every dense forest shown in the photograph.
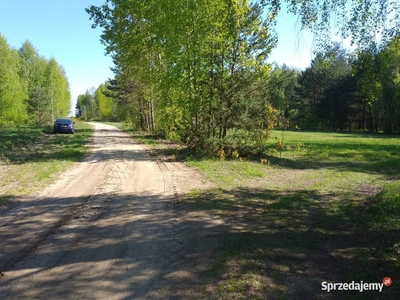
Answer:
[271,39,400,134]
[0,35,71,127]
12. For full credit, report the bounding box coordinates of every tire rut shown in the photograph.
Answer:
[0,123,220,300]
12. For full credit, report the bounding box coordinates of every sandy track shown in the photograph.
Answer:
[0,123,220,299]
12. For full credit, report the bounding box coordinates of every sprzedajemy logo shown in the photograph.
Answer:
[321,277,392,293]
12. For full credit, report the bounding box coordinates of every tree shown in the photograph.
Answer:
[318,74,359,131]
[266,64,299,128]
[18,41,50,125]
[294,43,354,130]
[106,62,157,131]
[87,0,278,154]
[76,90,97,121]
[295,54,331,129]
[0,36,71,127]
[94,82,117,121]
[376,36,400,132]
[315,44,354,130]
[44,58,71,123]
[352,49,382,132]
[0,35,27,126]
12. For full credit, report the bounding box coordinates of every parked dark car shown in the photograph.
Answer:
[53,118,75,134]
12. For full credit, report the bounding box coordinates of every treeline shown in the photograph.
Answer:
[76,83,118,122]
[271,39,400,133]
[83,0,400,156]
[0,34,70,127]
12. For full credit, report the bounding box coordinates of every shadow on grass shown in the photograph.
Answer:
[184,187,399,299]
[264,155,400,177]
[0,126,43,161]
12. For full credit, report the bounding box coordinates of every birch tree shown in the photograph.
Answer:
[87,0,277,152]
[0,35,27,126]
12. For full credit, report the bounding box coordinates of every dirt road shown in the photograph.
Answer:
[0,123,219,299]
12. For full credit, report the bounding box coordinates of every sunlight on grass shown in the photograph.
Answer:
[187,160,265,188]
[266,130,400,166]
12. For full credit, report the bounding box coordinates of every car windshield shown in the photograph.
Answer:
[55,119,71,124]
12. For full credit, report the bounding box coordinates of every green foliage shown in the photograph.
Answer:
[18,41,50,125]
[0,36,71,127]
[76,83,119,122]
[294,43,353,130]
[87,0,278,151]
[267,64,299,128]
[86,0,400,153]
[45,58,71,122]
[375,37,400,133]
[289,38,400,133]
[76,90,96,121]
[350,37,400,133]
[0,35,27,126]
[95,82,117,121]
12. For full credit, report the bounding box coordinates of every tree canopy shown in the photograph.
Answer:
[87,0,278,154]
[76,83,118,122]
[0,35,71,127]
[0,35,27,126]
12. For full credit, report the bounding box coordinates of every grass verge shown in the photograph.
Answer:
[0,120,93,204]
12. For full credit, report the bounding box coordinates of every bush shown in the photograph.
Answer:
[195,129,271,159]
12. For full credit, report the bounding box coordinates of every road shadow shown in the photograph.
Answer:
[1,185,398,299]
[0,191,225,299]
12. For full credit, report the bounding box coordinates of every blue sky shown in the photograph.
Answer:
[268,4,315,69]
[0,1,316,112]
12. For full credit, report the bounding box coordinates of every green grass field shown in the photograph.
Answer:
[127,129,400,299]
[0,121,93,204]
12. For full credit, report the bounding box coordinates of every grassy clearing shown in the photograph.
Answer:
[0,120,93,204]
[122,128,399,299]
